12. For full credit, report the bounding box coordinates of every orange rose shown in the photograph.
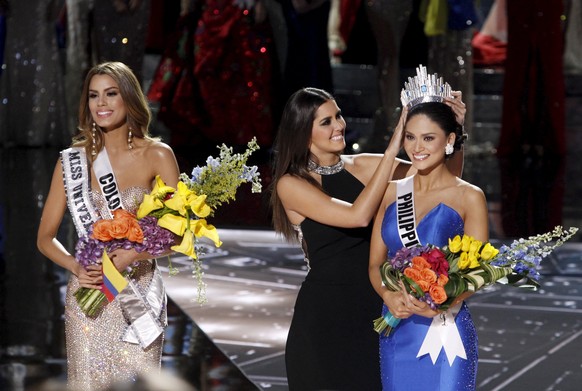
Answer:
[112,209,136,220]
[127,222,144,243]
[108,219,131,239]
[429,284,447,304]
[416,280,431,292]
[404,267,422,282]
[107,209,142,240]
[92,219,114,241]
[437,274,449,287]
[420,268,437,284]
[411,256,431,270]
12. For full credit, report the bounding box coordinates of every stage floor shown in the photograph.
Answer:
[160,228,582,391]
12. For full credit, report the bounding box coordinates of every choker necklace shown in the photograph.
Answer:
[308,159,344,175]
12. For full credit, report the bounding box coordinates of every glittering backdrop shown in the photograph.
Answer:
[0,0,69,147]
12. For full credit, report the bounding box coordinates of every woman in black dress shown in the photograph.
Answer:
[269,87,465,389]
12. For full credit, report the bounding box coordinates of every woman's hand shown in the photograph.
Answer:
[403,292,439,318]
[76,263,103,289]
[398,281,439,318]
[382,284,413,319]
[444,90,467,126]
[386,106,408,156]
[109,248,141,273]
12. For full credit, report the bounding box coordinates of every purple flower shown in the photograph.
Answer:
[240,165,258,181]
[190,166,203,183]
[74,216,175,268]
[390,245,431,270]
[206,156,220,168]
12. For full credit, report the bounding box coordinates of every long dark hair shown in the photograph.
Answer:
[72,62,154,159]
[269,87,335,241]
[406,102,467,157]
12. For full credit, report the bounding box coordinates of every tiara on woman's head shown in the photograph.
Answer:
[400,65,452,109]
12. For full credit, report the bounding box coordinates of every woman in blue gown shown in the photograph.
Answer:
[369,100,489,391]
[270,84,466,389]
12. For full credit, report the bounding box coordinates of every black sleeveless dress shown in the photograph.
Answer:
[285,169,383,390]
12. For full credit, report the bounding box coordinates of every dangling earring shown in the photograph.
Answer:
[445,143,454,155]
[127,128,133,150]
[92,122,97,156]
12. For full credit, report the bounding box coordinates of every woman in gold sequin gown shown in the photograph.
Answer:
[37,62,180,390]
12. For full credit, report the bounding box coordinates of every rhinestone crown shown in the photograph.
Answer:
[400,64,452,109]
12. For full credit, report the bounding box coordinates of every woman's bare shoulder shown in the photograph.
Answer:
[455,177,486,201]
[277,173,310,190]
[144,139,174,155]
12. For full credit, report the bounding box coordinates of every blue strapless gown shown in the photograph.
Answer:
[379,203,478,391]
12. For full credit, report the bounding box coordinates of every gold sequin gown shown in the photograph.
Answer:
[64,187,165,391]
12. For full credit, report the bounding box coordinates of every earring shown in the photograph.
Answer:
[445,143,454,155]
[128,128,133,150]
[92,122,97,156]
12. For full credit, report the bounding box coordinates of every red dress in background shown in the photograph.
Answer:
[497,0,566,157]
[148,0,275,148]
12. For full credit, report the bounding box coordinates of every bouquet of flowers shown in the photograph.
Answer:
[74,138,262,315]
[373,225,578,336]
[137,137,262,303]
[74,209,175,317]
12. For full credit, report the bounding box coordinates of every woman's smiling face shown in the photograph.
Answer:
[403,114,455,170]
[88,74,128,131]
[309,99,346,158]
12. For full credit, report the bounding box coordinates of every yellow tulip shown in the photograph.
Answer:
[188,194,211,218]
[191,219,222,247]
[461,235,473,252]
[158,213,188,236]
[172,230,197,259]
[458,252,470,270]
[468,252,480,269]
[448,235,462,253]
[136,194,164,219]
[469,239,483,255]
[480,243,499,261]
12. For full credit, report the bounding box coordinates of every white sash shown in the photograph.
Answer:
[93,147,122,217]
[61,148,100,237]
[395,176,466,366]
[396,175,420,248]
[62,147,166,349]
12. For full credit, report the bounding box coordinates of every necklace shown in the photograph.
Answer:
[307,159,344,175]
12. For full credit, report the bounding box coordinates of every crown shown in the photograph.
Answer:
[400,65,452,109]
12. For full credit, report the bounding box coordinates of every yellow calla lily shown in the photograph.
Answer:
[158,213,188,236]
[460,235,473,252]
[191,219,222,247]
[448,235,462,253]
[171,230,197,259]
[151,175,176,198]
[480,243,499,261]
[164,192,187,216]
[137,193,164,219]
[188,193,211,218]
[164,181,197,216]
[176,181,195,198]
[458,252,470,270]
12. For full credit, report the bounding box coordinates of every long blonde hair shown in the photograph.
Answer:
[72,62,154,159]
